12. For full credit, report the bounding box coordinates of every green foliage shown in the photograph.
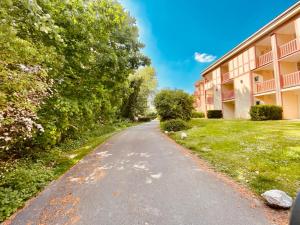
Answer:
[161,119,190,132]
[138,117,151,122]
[192,111,205,118]
[146,112,158,120]
[207,110,223,119]
[0,0,152,220]
[0,0,150,153]
[170,119,300,197]
[121,66,157,119]
[0,1,59,153]
[154,89,194,121]
[0,122,133,222]
[250,105,283,121]
[0,161,54,221]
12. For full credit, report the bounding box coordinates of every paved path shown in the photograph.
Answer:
[6,121,271,225]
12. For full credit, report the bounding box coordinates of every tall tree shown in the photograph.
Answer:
[122,66,157,119]
[0,0,150,152]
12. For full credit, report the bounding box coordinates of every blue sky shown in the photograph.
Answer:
[120,0,298,93]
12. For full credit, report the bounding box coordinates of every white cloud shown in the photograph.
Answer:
[194,52,216,63]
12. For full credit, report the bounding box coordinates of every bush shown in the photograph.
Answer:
[250,105,282,121]
[138,117,151,122]
[146,112,158,120]
[161,119,190,132]
[0,0,150,154]
[207,110,223,119]
[192,111,205,118]
[154,89,194,121]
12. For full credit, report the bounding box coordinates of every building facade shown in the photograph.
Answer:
[194,2,300,119]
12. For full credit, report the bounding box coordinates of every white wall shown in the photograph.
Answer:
[234,73,252,119]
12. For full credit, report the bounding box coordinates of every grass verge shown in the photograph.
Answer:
[0,122,136,222]
[168,119,300,198]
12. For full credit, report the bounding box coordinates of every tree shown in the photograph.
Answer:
[0,0,61,154]
[154,89,194,121]
[121,66,157,119]
[0,0,150,152]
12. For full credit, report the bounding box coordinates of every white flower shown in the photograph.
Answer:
[4,136,12,142]
[36,124,45,133]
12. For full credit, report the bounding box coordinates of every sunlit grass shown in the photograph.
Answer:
[170,119,300,197]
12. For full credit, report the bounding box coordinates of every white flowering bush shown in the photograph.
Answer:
[0,24,54,154]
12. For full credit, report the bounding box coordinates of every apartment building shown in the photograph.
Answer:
[194,2,300,119]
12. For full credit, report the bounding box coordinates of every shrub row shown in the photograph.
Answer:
[192,111,205,118]
[138,117,151,122]
[161,119,190,132]
[250,105,282,121]
[207,110,223,119]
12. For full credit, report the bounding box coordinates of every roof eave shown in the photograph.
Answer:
[201,2,300,76]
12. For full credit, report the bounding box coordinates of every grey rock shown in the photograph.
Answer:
[261,190,293,209]
[180,132,187,139]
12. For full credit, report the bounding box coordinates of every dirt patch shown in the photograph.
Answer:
[39,193,80,225]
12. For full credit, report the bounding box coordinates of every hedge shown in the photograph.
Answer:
[161,119,190,132]
[207,110,223,119]
[138,117,152,122]
[250,105,282,121]
[192,111,205,118]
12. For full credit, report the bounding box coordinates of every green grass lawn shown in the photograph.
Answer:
[0,122,136,222]
[169,119,300,198]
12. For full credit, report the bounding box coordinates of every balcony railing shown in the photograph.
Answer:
[205,80,213,90]
[222,90,235,101]
[279,38,300,58]
[256,79,275,94]
[222,72,231,83]
[206,96,213,105]
[257,51,273,67]
[194,91,200,97]
[282,71,300,88]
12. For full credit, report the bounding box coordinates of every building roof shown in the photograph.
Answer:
[201,2,300,77]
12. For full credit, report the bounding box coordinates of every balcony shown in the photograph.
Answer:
[222,72,232,84]
[222,90,235,101]
[206,96,213,105]
[282,71,300,89]
[257,51,273,67]
[194,90,200,97]
[205,80,213,90]
[256,79,275,94]
[279,38,300,58]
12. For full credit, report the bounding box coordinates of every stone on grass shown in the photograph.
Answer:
[180,132,187,139]
[261,190,293,209]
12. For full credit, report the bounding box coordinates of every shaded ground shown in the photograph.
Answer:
[4,121,272,225]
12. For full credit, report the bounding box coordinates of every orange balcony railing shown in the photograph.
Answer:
[206,96,213,105]
[282,71,300,88]
[222,72,231,83]
[256,79,275,93]
[257,51,273,67]
[279,39,300,58]
[222,90,235,101]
